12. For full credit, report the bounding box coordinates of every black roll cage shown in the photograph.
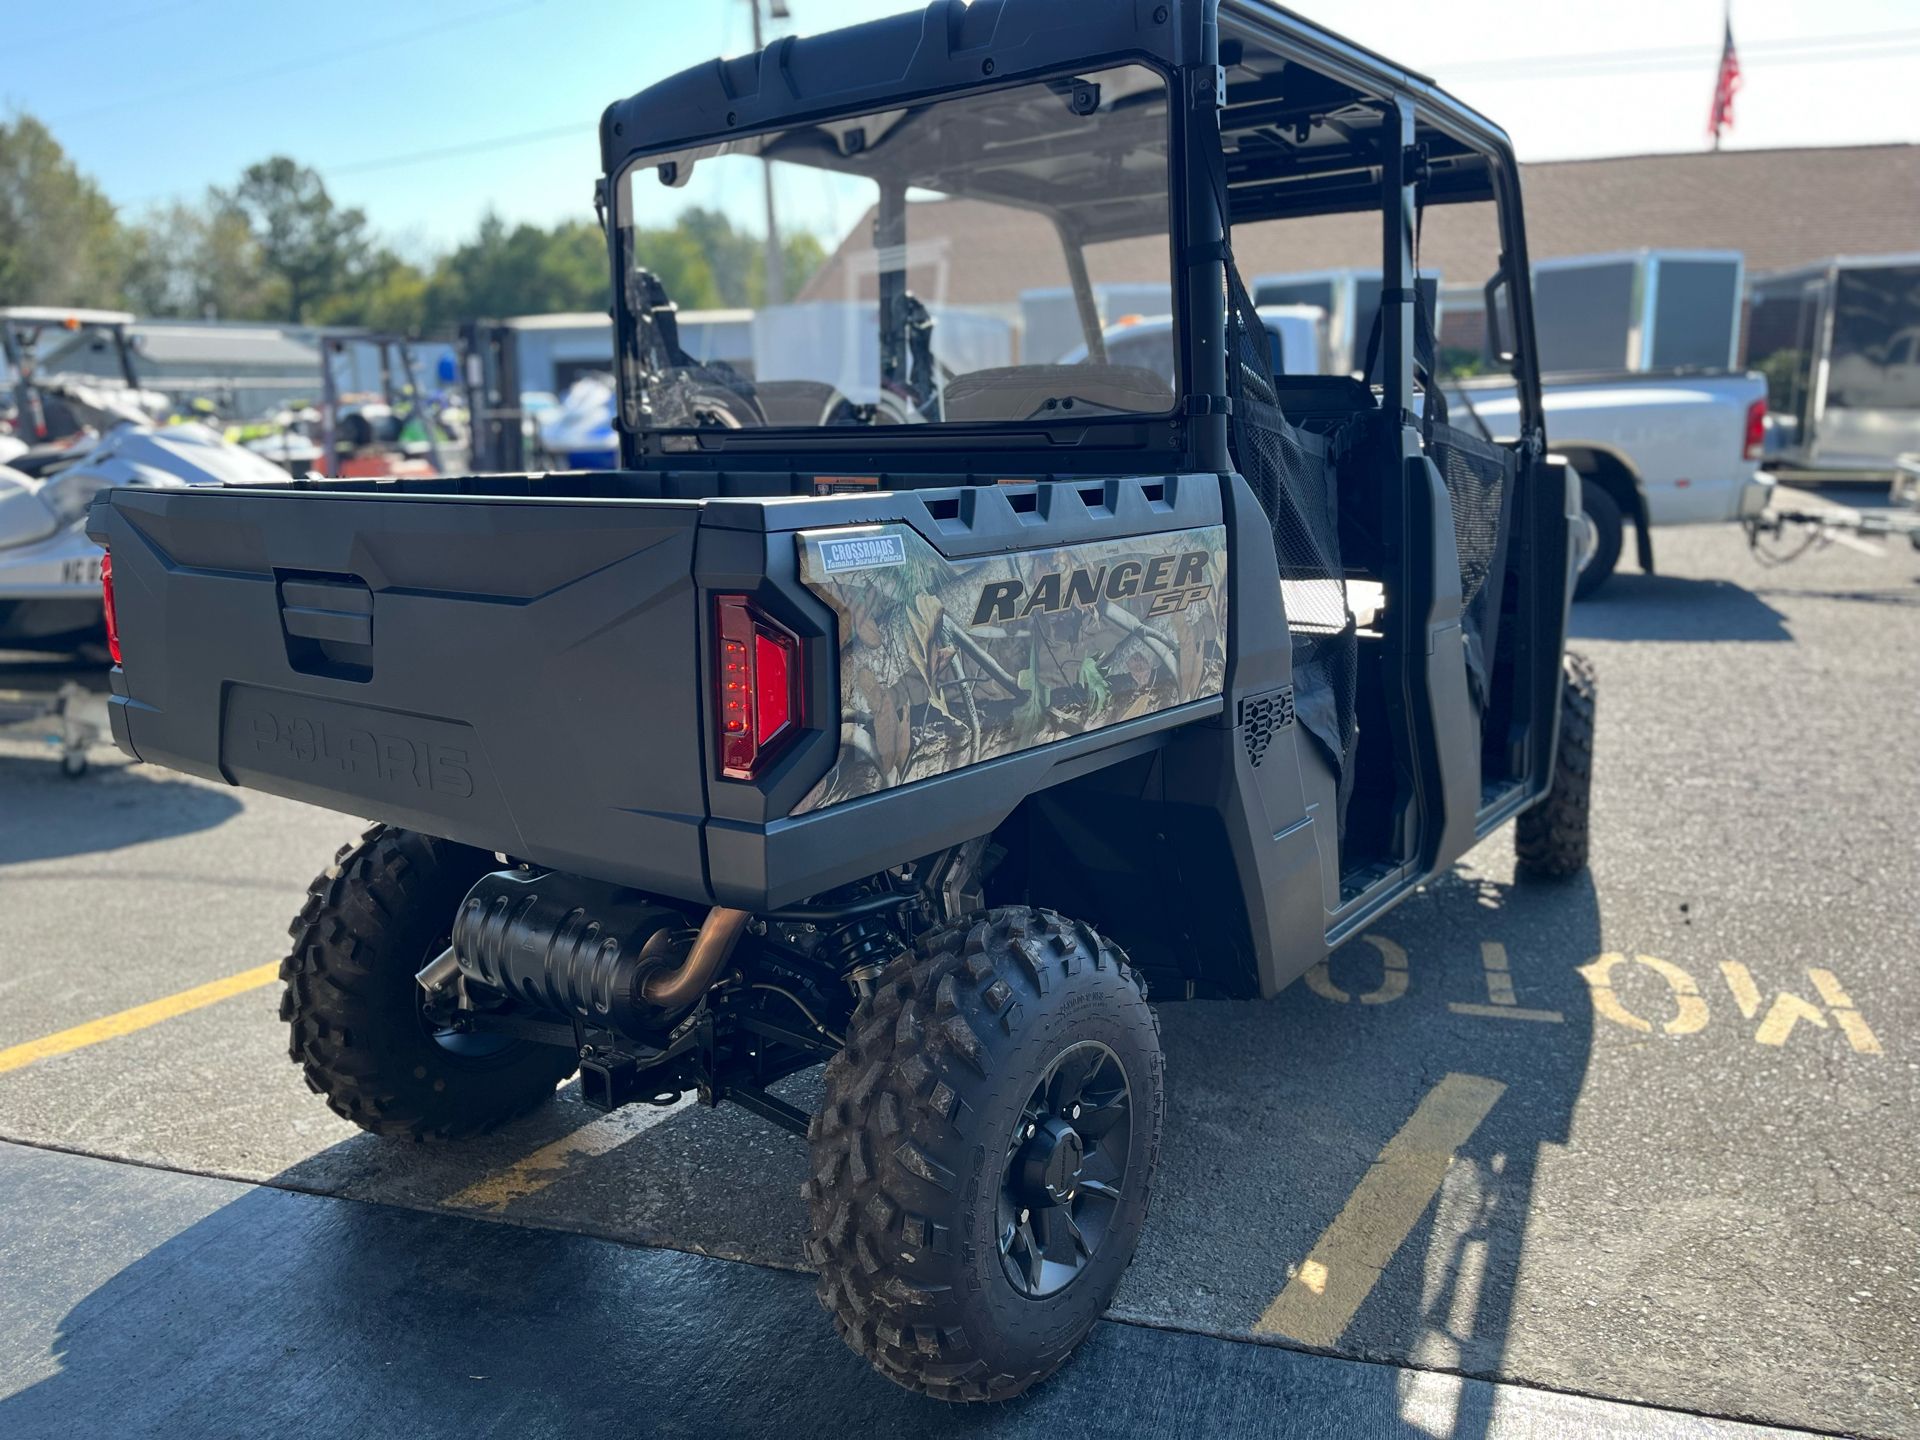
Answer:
[316,330,451,474]
[2,314,143,443]
[596,0,1545,477]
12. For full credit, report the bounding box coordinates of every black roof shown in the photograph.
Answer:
[599,0,1511,188]
[595,0,1521,261]
[603,0,1174,176]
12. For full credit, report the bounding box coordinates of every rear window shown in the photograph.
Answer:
[614,65,1175,433]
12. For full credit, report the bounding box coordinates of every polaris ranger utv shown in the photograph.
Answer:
[88,0,1591,1401]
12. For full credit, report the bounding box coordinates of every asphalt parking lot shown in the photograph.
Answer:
[2,503,1916,1439]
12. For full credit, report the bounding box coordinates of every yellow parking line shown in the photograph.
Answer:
[1447,1002,1564,1024]
[0,962,282,1075]
[1254,1072,1506,1347]
[444,1098,690,1212]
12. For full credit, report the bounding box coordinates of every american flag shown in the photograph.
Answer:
[1708,12,1742,145]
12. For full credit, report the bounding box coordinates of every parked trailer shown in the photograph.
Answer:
[1019,283,1173,364]
[1748,254,1920,480]
[1252,269,1440,377]
[1529,250,1744,375]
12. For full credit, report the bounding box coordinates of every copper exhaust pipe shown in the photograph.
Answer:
[641,906,751,1011]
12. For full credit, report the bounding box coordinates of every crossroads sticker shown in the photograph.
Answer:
[815,532,907,574]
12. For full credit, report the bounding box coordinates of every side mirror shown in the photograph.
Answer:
[1483,272,1516,366]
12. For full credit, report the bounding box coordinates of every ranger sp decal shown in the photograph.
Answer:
[793,523,1228,814]
[972,550,1215,624]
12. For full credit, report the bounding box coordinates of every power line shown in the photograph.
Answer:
[325,122,588,177]
[1450,25,1920,72]
[1437,27,1920,81]
[264,0,799,187]
[7,0,204,54]
[114,116,593,210]
[52,0,549,124]
[102,17,1920,209]
[1445,40,1920,84]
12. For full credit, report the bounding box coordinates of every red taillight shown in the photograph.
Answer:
[715,595,800,779]
[101,550,121,665]
[1743,397,1767,461]
[754,632,791,737]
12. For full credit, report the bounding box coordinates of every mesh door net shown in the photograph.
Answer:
[1363,292,1519,709]
[1427,420,1515,706]
[1224,266,1358,792]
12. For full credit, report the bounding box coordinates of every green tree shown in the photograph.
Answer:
[671,206,826,308]
[123,200,273,319]
[425,212,614,326]
[0,114,123,307]
[626,224,721,310]
[216,157,369,322]
[674,207,757,307]
[2,111,831,335]
[316,247,431,333]
[782,229,827,299]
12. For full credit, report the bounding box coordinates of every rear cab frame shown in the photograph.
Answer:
[92,0,1573,1005]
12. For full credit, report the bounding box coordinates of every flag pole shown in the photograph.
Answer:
[1713,0,1728,151]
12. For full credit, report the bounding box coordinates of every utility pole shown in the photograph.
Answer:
[749,0,790,307]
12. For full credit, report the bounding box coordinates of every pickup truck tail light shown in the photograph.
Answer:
[1743,398,1767,461]
[715,595,800,780]
[101,550,121,664]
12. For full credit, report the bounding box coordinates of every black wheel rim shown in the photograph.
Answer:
[997,1040,1133,1299]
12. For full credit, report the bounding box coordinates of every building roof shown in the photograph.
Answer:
[506,312,613,331]
[797,143,1920,306]
[128,323,319,369]
[0,306,136,327]
[1509,144,1920,276]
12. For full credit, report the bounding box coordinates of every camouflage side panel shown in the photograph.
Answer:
[791,522,1229,815]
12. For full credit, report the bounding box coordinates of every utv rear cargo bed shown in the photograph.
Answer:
[89,474,1230,910]
[94,485,712,897]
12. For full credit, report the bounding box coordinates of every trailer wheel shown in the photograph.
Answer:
[1516,652,1595,878]
[1574,478,1623,599]
[805,907,1163,1402]
[280,825,577,1140]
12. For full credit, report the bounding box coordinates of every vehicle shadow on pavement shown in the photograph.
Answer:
[0,1132,1637,1440]
[0,755,242,865]
[1749,584,1920,608]
[1570,573,1791,643]
[1130,860,1600,1439]
[0,864,1600,1438]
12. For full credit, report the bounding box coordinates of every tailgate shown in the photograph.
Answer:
[91,487,710,899]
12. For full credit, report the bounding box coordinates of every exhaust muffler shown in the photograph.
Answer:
[424,869,746,1035]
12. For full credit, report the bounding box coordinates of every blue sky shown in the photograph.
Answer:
[6,0,1917,256]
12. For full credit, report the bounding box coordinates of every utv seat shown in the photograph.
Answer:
[754,379,843,427]
[5,438,94,479]
[1269,374,1377,435]
[942,364,1172,423]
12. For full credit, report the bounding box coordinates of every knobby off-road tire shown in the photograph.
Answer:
[280,824,577,1140]
[805,906,1164,1402]
[1573,477,1623,600]
[1516,652,1596,878]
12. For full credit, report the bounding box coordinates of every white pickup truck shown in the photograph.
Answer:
[1456,368,1774,596]
[1061,307,1771,599]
